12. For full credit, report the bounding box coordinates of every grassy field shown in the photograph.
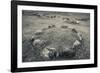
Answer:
[22,10,90,62]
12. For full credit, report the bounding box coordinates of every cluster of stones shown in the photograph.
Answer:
[31,24,83,60]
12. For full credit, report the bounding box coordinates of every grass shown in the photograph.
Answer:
[22,11,90,62]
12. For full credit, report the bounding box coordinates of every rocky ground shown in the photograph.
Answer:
[22,10,90,62]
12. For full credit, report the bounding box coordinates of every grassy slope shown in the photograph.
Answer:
[22,11,90,62]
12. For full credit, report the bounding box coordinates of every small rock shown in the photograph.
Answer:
[34,29,43,35]
[61,25,68,29]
